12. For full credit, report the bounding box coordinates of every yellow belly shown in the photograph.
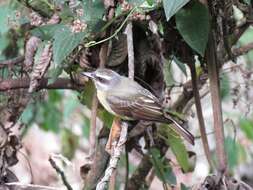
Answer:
[97,90,116,115]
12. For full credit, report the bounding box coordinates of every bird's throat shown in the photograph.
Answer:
[97,90,117,115]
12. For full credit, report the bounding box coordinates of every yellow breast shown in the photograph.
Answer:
[97,90,117,115]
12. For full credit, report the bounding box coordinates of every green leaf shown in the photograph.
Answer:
[79,80,96,109]
[225,137,238,170]
[79,81,114,128]
[41,103,61,132]
[146,0,154,6]
[0,33,10,60]
[61,128,79,159]
[0,3,16,34]
[20,104,35,124]
[159,125,190,172]
[243,0,251,5]
[176,1,209,56]
[31,24,65,40]
[59,4,74,22]
[163,0,189,21]
[163,58,175,86]
[98,109,114,128]
[239,118,253,140]
[128,0,145,6]
[82,115,90,138]
[220,73,230,100]
[172,56,187,76]
[150,148,177,185]
[237,142,247,163]
[180,183,190,190]
[81,0,105,31]
[48,90,62,103]
[26,0,54,17]
[38,90,63,133]
[47,66,64,84]
[53,26,85,66]
[63,93,79,121]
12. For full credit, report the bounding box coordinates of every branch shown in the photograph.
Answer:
[124,149,129,190]
[96,121,128,190]
[89,94,99,159]
[4,182,60,190]
[82,127,110,190]
[232,42,253,57]
[0,56,24,68]
[206,34,227,175]
[189,64,214,170]
[49,157,73,190]
[0,77,82,91]
[124,22,134,80]
[127,154,152,190]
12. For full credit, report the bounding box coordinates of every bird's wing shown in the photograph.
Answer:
[106,89,164,121]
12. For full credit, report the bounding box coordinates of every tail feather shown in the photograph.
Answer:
[164,116,195,145]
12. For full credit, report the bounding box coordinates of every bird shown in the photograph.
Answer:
[82,68,194,145]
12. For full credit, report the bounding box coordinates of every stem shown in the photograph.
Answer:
[89,93,99,159]
[124,149,129,190]
[125,21,135,80]
[189,63,214,170]
[85,7,137,48]
[206,34,227,175]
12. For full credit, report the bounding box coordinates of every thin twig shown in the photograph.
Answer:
[0,56,25,68]
[194,131,215,139]
[146,168,155,187]
[183,87,210,115]
[18,150,34,183]
[5,182,60,190]
[96,121,128,190]
[49,157,73,190]
[124,21,134,80]
[89,93,99,159]
[189,64,214,170]
[0,77,82,91]
[206,33,227,175]
[232,42,253,56]
[85,7,137,48]
[108,170,116,190]
[124,148,129,190]
[83,126,110,190]
[87,35,108,161]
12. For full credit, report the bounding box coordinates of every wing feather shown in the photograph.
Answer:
[106,92,195,145]
[106,92,164,121]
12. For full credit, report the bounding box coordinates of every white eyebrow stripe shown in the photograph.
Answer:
[96,73,111,80]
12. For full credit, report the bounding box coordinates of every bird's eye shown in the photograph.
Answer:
[96,76,105,83]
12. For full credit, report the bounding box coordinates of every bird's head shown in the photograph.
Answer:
[82,68,121,91]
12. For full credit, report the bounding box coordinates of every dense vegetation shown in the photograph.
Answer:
[1,0,253,189]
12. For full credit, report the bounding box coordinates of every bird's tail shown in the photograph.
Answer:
[164,114,195,145]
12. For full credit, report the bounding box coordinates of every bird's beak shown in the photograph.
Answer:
[81,72,95,79]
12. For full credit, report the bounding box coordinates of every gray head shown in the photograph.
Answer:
[82,68,121,91]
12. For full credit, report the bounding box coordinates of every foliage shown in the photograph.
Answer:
[150,148,176,185]
[159,125,190,172]
[175,0,209,56]
[1,0,253,189]
[163,0,190,21]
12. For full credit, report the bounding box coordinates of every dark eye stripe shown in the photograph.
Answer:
[97,76,109,84]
